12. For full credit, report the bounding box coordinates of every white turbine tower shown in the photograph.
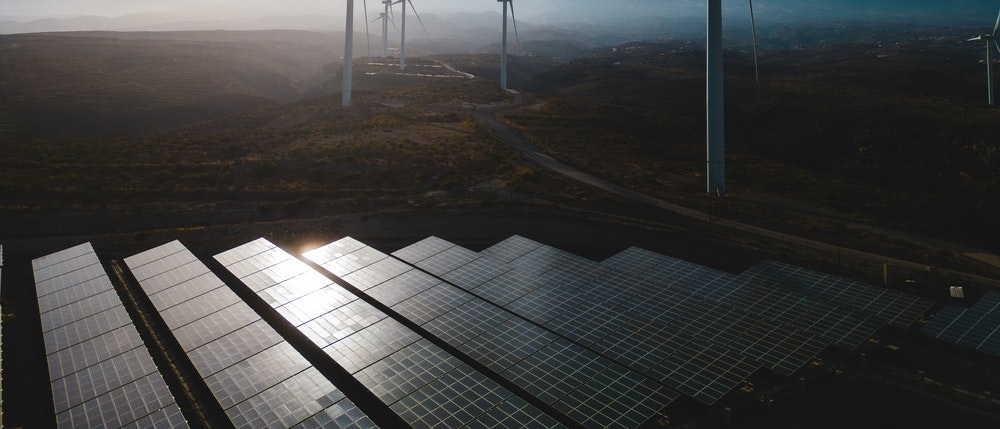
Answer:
[343,0,356,106]
[398,0,428,70]
[342,0,372,106]
[374,0,396,59]
[496,0,520,90]
[968,8,1000,106]
[706,0,761,196]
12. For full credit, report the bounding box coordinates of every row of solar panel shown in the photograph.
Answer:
[123,241,377,428]
[304,238,681,426]
[921,292,1000,356]
[385,235,931,405]
[32,243,189,429]
[392,237,771,404]
[31,233,935,429]
[216,238,568,429]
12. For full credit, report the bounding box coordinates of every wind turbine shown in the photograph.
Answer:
[496,0,520,90]
[342,0,372,106]
[373,0,396,59]
[399,0,428,70]
[706,0,761,196]
[968,8,1000,106]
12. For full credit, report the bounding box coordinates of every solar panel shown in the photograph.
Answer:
[512,245,600,277]
[473,270,548,306]
[458,318,559,374]
[33,243,189,429]
[543,300,633,348]
[415,245,481,277]
[649,341,760,404]
[422,298,514,346]
[314,233,948,417]
[921,292,1000,356]
[442,256,513,290]
[222,239,565,428]
[344,257,413,291]
[920,305,965,339]
[740,260,934,329]
[125,241,375,428]
[505,281,588,325]
[365,269,440,307]
[309,238,684,427]
[390,236,455,264]
[479,235,545,264]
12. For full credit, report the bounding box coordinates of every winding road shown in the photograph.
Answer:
[471,92,1000,289]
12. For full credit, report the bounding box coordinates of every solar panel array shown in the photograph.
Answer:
[32,243,189,429]
[921,292,1000,356]
[394,237,760,406]
[24,233,938,429]
[125,241,376,429]
[737,260,935,329]
[313,234,933,410]
[215,238,565,429]
[305,237,680,427]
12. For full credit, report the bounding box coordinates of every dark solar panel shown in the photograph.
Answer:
[390,236,454,264]
[312,237,679,428]
[479,235,545,264]
[920,292,1000,356]
[921,305,966,339]
[126,241,374,428]
[740,260,934,329]
[33,243,189,429]
[308,234,939,416]
[222,239,564,428]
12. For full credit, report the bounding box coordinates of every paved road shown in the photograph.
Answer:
[473,92,1000,288]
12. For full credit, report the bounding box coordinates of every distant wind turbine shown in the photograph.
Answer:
[496,0,520,90]
[374,0,396,59]
[749,0,760,83]
[968,8,1000,106]
[706,0,761,196]
[343,0,371,106]
[399,0,428,70]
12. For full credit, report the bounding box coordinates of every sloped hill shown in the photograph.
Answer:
[0,30,343,137]
[510,40,1000,250]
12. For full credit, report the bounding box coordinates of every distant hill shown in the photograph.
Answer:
[0,30,360,137]
[514,37,1000,248]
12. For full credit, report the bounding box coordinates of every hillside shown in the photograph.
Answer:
[0,31,351,137]
[508,39,1000,252]
[2,28,1000,277]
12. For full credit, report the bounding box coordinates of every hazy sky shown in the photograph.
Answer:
[4,0,1000,16]
[2,0,495,18]
[3,1,999,24]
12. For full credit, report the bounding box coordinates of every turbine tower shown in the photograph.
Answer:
[342,0,371,106]
[343,0,355,106]
[374,0,395,59]
[706,0,724,195]
[706,0,761,195]
[497,0,520,90]
[398,0,428,70]
[968,8,1000,106]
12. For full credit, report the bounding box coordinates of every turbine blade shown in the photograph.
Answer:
[509,1,521,50]
[993,8,1000,36]
[749,0,759,84]
[995,40,1000,55]
[969,35,983,41]
[408,0,429,35]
